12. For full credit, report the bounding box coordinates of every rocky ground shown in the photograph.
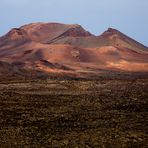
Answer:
[0,79,147,147]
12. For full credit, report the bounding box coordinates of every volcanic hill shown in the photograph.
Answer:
[0,22,148,79]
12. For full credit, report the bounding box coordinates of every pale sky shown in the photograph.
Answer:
[0,0,148,46]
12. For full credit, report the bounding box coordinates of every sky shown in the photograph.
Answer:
[0,0,148,46]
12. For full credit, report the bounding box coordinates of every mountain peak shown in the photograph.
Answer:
[100,27,148,52]
[101,27,121,37]
[66,24,81,28]
[7,28,28,40]
[57,24,92,38]
[107,27,119,32]
[0,27,30,48]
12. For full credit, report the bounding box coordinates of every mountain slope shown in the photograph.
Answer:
[101,28,148,53]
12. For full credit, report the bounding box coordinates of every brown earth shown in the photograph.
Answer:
[0,79,147,147]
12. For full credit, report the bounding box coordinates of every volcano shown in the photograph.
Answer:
[0,22,148,79]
